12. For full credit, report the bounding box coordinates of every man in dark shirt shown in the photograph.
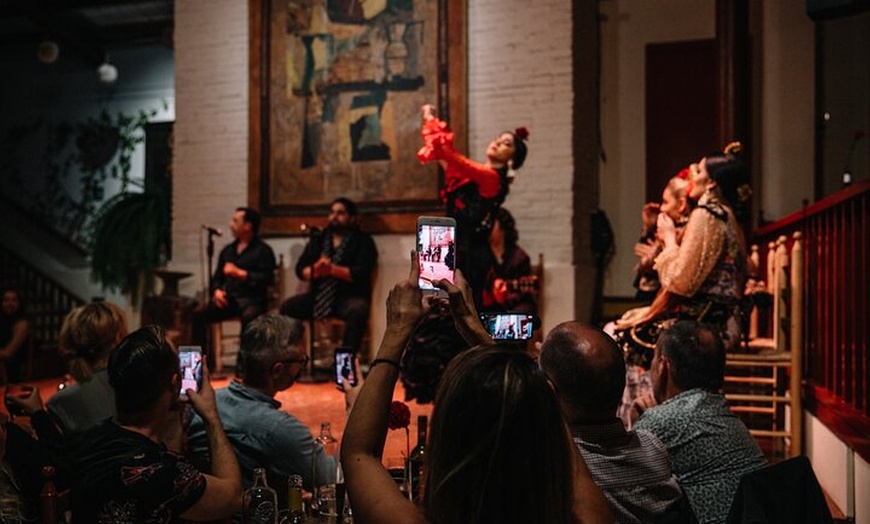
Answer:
[69,325,242,523]
[192,207,276,357]
[280,197,377,353]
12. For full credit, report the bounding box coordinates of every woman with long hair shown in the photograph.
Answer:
[341,252,611,524]
[649,143,749,335]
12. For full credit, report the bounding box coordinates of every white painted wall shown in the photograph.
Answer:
[760,0,816,221]
[805,412,869,523]
[599,0,716,298]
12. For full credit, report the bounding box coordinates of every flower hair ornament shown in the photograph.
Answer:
[722,141,752,202]
[514,126,530,142]
[723,141,742,155]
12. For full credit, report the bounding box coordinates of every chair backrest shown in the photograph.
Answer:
[267,253,286,311]
[40,465,70,524]
[725,456,832,524]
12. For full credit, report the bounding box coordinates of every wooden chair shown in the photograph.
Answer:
[302,265,379,376]
[40,465,70,524]
[724,232,803,457]
[211,254,285,374]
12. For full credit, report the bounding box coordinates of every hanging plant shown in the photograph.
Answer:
[88,188,169,306]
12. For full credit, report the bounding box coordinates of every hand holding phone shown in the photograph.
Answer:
[178,346,204,398]
[479,312,537,341]
[416,216,457,296]
[334,347,358,388]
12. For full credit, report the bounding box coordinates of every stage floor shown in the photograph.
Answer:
[16,374,433,462]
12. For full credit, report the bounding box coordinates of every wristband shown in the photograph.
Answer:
[370,358,401,371]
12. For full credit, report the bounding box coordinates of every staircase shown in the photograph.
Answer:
[0,246,85,379]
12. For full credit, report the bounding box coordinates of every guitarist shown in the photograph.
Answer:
[467,208,537,315]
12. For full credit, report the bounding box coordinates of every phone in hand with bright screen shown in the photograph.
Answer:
[178,346,203,397]
[416,216,457,295]
[333,347,358,387]
[479,312,536,340]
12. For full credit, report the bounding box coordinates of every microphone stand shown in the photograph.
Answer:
[205,229,220,373]
[300,226,329,382]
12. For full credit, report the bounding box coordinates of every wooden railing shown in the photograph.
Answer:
[0,246,85,378]
[751,180,869,461]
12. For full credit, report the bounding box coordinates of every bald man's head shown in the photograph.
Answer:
[539,322,625,421]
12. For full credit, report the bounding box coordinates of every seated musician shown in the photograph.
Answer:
[467,208,537,315]
[279,197,377,354]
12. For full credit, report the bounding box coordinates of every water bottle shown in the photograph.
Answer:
[243,468,277,524]
[313,422,339,518]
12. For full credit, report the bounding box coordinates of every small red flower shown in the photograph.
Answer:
[514,127,530,141]
[676,167,690,180]
[388,401,411,430]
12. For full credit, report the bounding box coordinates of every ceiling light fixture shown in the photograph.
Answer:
[97,57,118,84]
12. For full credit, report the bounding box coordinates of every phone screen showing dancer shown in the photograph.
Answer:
[179,346,203,397]
[333,347,358,387]
[416,216,457,294]
[479,313,536,340]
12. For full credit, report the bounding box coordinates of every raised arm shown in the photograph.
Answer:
[341,251,427,524]
[180,365,243,520]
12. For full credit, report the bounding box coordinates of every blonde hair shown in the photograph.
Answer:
[666,176,689,201]
[59,301,127,382]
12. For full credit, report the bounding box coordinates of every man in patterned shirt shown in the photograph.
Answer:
[632,320,767,524]
[69,326,243,523]
[539,322,685,523]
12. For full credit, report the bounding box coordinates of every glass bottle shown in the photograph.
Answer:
[408,415,428,502]
[279,474,306,524]
[313,422,339,517]
[341,492,354,523]
[243,468,277,524]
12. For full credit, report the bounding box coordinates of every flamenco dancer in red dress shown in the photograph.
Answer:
[417,104,529,273]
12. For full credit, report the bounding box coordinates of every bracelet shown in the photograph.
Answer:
[370,358,401,371]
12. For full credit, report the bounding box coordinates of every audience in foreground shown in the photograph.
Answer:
[341,252,612,524]
[69,325,242,523]
[49,300,128,433]
[631,321,767,524]
[539,322,687,523]
[187,314,343,517]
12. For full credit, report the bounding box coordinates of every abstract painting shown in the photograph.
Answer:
[249,0,466,234]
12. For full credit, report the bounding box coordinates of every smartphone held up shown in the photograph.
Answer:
[333,347,358,387]
[179,345,204,397]
[479,312,537,341]
[416,216,456,295]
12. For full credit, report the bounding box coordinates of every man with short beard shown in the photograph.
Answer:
[280,197,377,353]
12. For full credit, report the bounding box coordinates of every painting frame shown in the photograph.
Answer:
[249,0,467,235]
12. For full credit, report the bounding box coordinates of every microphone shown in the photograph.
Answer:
[300,223,322,234]
[201,224,223,236]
